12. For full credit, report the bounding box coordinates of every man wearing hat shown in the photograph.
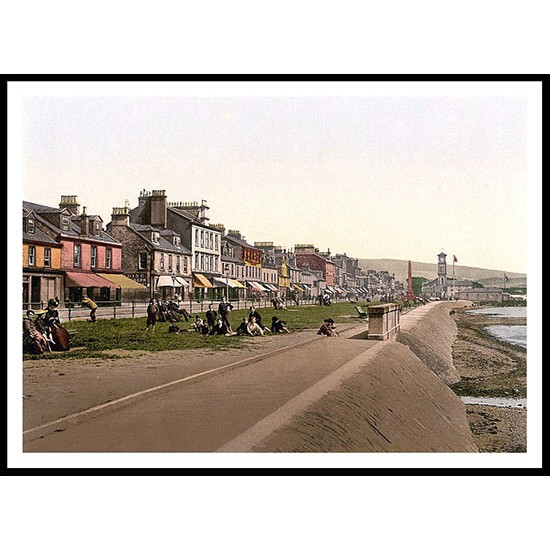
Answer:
[82,296,98,323]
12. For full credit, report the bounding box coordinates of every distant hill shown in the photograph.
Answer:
[358,259,526,287]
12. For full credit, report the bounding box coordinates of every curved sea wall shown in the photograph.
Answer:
[252,302,477,453]
[396,301,471,385]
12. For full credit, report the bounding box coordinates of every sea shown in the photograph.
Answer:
[466,306,527,349]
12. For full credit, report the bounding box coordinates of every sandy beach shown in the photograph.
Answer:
[450,306,527,452]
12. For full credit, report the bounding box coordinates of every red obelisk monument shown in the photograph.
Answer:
[405,260,416,301]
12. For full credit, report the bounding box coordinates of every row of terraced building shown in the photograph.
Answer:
[23,189,404,309]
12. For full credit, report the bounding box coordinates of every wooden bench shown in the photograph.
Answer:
[355,305,368,318]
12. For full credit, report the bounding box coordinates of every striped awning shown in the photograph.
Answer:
[292,283,304,293]
[248,281,268,292]
[213,277,246,289]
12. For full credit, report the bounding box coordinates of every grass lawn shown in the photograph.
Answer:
[23,302,370,361]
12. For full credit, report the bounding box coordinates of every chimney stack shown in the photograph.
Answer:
[80,206,89,237]
[59,195,80,215]
[149,190,167,229]
[111,206,130,227]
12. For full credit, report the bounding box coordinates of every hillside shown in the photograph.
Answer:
[358,259,526,287]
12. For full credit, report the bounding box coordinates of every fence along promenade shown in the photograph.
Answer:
[23,294,349,322]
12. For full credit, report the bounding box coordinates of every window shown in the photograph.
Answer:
[106,248,112,268]
[200,231,204,248]
[194,253,199,270]
[176,256,180,273]
[28,246,36,266]
[44,248,51,267]
[184,257,188,273]
[73,244,81,267]
[168,254,173,272]
[195,229,199,247]
[94,221,101,235]
[61,215,70,231]
[160,253,165,271]
[27,218,35,233]
[139,252,147,270]
[215,234,219,251]
[91,246,97,268]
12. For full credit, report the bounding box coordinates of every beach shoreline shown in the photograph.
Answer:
[450,306,527,452]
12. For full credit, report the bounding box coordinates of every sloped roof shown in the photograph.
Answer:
[131,224,191,254]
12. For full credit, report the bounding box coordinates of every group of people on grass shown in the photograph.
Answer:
[22,297,71,354]
[146,297,291,337]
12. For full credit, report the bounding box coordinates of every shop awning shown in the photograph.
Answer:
[248,281,268,292]
[292,283,304,293]
[174,276,190,287]
[65,271,119,288]
[98,273,147,289]
[213,277,246,289]
[264,283,278,291]
[157,275,182,288]
[324,286,335,294]
[193,273,214,288]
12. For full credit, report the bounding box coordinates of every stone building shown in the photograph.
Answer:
[457,288,511,303]
[107,206,192,300]
[422,251,474,300]
[128,190,223,300]
[294,246,336,286]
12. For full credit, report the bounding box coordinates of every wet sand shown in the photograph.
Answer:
[451,306,527,452]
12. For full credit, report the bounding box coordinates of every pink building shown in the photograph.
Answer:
[23,196,123,304]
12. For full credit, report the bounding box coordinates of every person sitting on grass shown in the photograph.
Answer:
[271,316,290,334]
[246,315,264,336]
[193,315,209,335]
[211,318,230,336]
[168,320,188,333]
[236,317,250,336]
[249,307,270,332]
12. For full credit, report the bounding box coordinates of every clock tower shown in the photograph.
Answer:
[437,251,447,287]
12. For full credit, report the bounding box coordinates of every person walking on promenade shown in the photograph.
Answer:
[82,296,98,323]
[145,298,159,331]
[206,304,217,333]
[218,296,234,334]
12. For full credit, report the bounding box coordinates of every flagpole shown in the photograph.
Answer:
[452,256,455,300]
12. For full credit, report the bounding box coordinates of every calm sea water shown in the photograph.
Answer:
[460,396,526,409]
[466,306,527,318]
[467,306,527,349]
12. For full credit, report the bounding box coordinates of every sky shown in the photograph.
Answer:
[17,82,537,274]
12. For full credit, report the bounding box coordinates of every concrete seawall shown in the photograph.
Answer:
[397,301,471,385]
[248,301,478,452]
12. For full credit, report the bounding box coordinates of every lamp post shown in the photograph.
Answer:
[224,264,230,301]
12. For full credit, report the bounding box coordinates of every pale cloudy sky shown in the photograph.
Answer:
[18,82,537,274]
